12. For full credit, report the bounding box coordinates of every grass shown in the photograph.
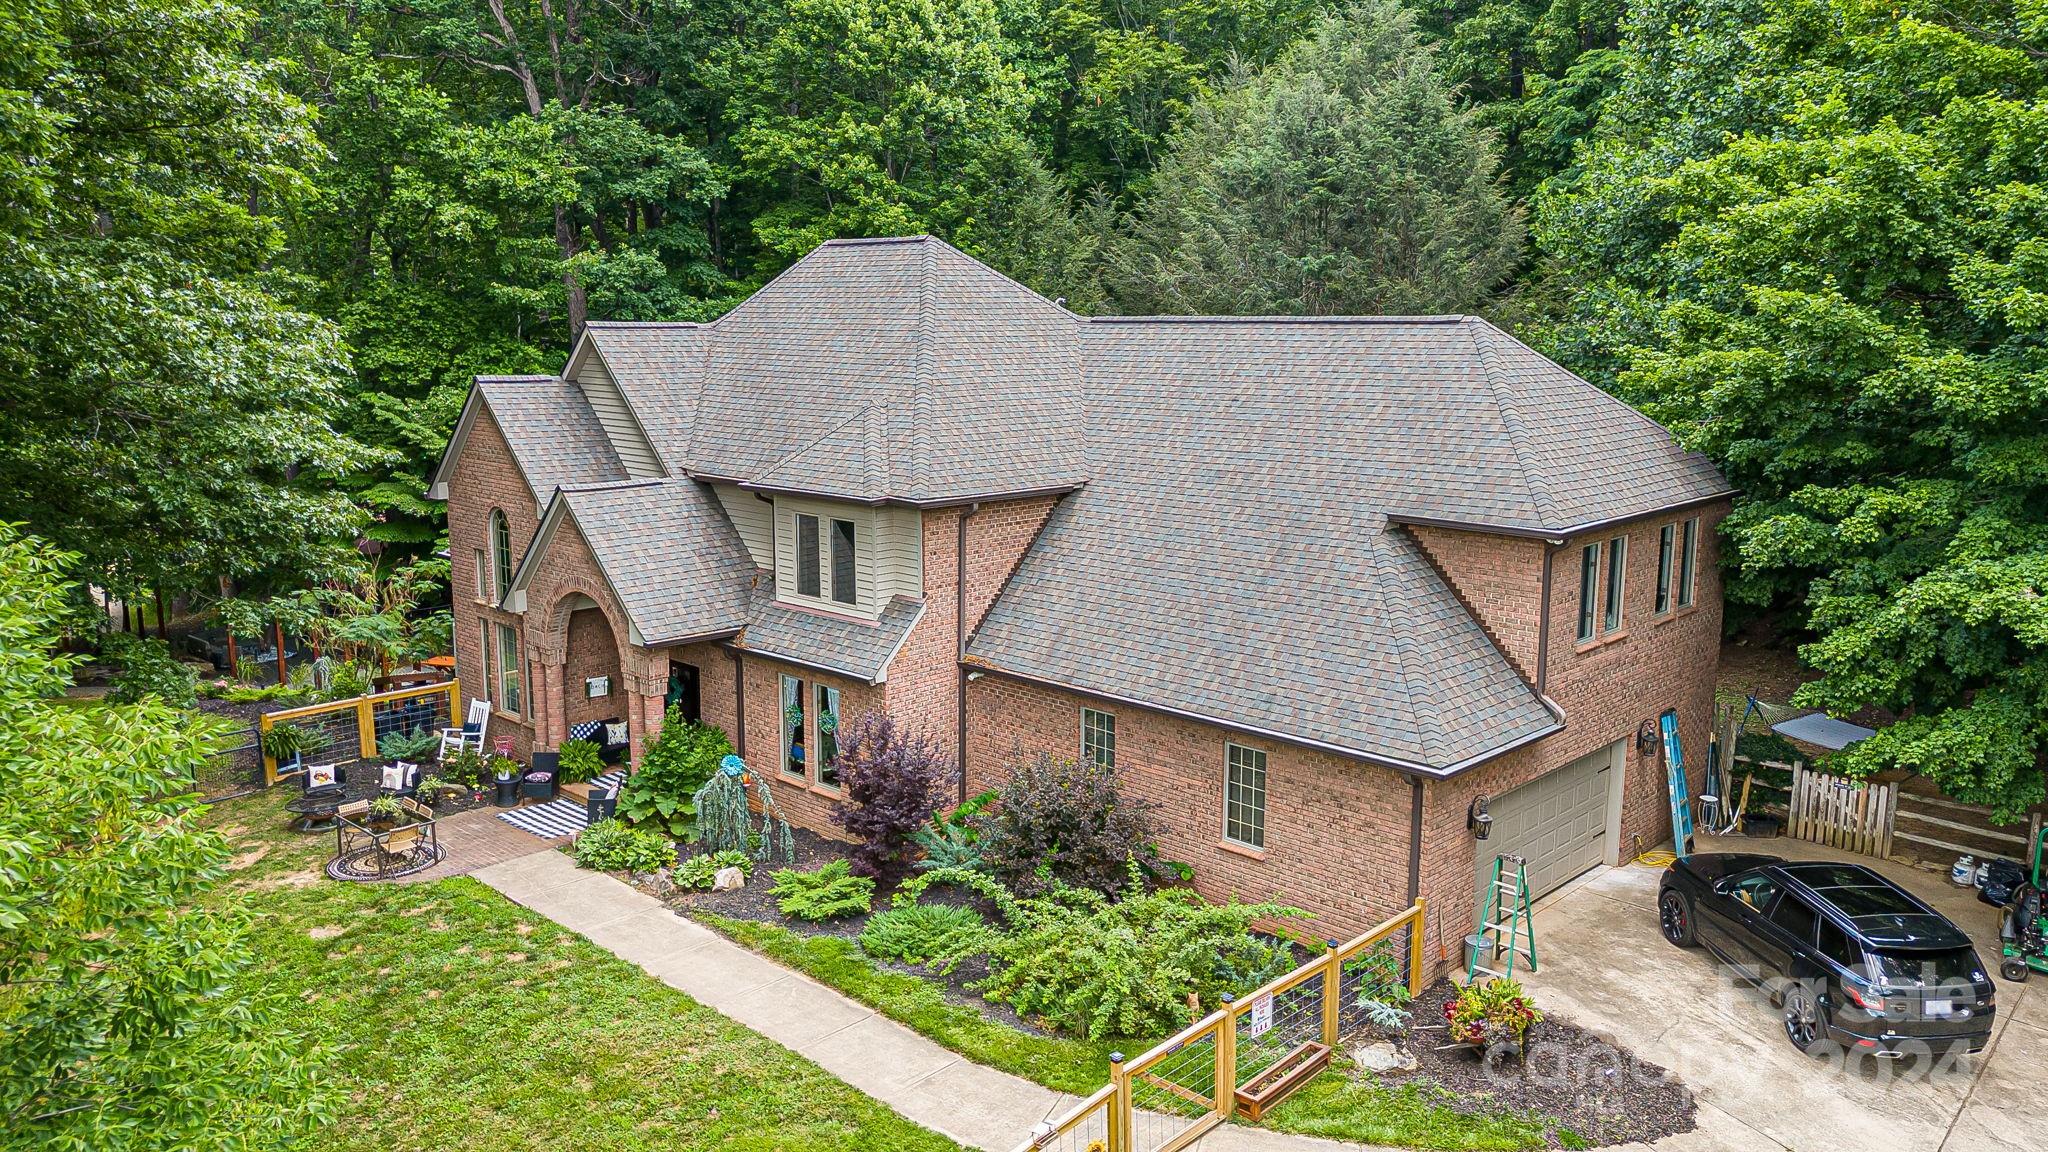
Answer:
[203,790,960,1152]
[1257,1057,1565,1150]
[696,913,1125,1094]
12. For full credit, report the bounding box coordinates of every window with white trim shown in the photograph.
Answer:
[829,518,856,604]
[1677,517,1699,609]
[1655,524,1675,615]
[474,548,489,601]
[490,510,512,601]
[796,514,821,598]
[1081,708,1116,768]
[496,622,522,714]
[781,674,806,778]
[1224,743,1267,850]
[1576,543,1599,642]
[479,622,492,704]
[815,683,841,789]
[1603,534,1627,633]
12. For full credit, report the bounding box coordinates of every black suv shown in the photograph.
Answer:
[1659,854,1995,1058]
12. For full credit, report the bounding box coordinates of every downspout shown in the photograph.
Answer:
[1534,542,1559,696]
[955,502,981,805]
[1407,776,1424,905]
[729,649,746,757]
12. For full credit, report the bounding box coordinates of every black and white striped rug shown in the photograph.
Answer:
[495,771,626,840]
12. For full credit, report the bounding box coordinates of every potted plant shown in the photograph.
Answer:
[1443,978,1542,1061]
[263,722,321,769]
[489,754,522,808]
[365,794,405,830]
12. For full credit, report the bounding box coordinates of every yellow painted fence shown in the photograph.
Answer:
[258,680,460,783]
[1018,899,1427,1152]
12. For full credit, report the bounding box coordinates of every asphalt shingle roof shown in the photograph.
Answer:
[581,324,705,475]
[477,375,627,502]
[552,480,755,645]
[735,581,924,683]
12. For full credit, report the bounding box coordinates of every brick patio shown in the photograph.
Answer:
[395,802,569,884]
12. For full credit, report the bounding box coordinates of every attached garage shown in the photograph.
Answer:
[1474,742,1621,919]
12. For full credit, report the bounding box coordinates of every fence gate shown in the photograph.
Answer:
[1787,762,1894,858]
[1019,901,1426,1152]
[258,680,461,783]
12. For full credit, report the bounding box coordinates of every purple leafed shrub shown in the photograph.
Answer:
[973,751,1162,897]
[829,713,957,877]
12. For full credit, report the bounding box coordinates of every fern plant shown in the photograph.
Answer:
[768,859,874,921]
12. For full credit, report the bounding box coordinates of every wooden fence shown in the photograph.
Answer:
[1017,900,1427,1152]
[1785,761,1895,858]
[258,680,460,784]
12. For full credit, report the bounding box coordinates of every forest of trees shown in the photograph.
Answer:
[3,0,2045,813]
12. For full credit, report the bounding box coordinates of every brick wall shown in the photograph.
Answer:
[965,673,1416,939]
[728,653,887,843]
[561,607,622,732]
[445,403,539,761]
[1405,525,1547,683]
[885,495,1062,762]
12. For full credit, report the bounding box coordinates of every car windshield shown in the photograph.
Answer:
[1868,949,1982,988]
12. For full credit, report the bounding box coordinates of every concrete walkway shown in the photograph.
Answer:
[472,847,1777,1152]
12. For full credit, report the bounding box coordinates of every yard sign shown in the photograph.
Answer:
[1661,710,1693,857]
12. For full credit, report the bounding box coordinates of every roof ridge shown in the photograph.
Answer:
[1465,315,1709,452]
[909,239,937,500]
[475,374,562,382]
[559,477,667,495]
[1368,528,1450,763]
[583,321,702,329]
[1469,319,1562,528]
[749,403,880,488]
[1085,314,1468,326]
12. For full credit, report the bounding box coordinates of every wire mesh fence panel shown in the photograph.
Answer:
[370,687,453,757]
[1014,1085,1115,1152]
[1126,1023,1220,1152]
[1335,930,1415,1042]
[1231,967,1327,1090]
[267,706,367,780]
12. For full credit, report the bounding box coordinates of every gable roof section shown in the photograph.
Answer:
[427,376,627,511]
[575,323,704,476]
[966,356,1565,772]
[508,479,755,646]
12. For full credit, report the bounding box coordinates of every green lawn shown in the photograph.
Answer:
[1256,1058,1566,1150]
[207,791,959,1152]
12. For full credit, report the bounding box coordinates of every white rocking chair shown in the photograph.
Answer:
[438,698,491,761]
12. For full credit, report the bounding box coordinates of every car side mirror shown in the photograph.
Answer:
[1711,878,1733,897]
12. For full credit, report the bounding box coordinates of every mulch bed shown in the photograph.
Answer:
[1381,980,1696,1147]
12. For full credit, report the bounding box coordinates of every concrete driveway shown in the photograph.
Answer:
[1516,834,2040,1151]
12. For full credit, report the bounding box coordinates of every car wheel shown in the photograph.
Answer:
[1782,985,1827,1055]
[2001,958,2029,983]
[1659,890,1696,947]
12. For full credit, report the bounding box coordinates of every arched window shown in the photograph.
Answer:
[489,510,511,601]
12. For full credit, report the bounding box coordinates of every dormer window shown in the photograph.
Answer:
[794,512,857,606]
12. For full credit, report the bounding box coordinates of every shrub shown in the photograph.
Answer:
[365,795,404,823]
[618,715,731,836]
[1444,978,1541,1051]
[261,722,325,765]
[902,863,1301,1039]
[376,725,439,762]
[694,761,795,864]
[973,752,1162,896]
[557,738,603,784]
[441,746,487,789]
[912,789,995,872]
[675,849,756,890]
[102,633,196,707]
[414,773,450,803]
[574,819,678,873]
[769,859,874,921]
[859,904,993,974]
[829,713,956,877]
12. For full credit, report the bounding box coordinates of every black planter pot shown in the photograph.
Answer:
[494,777,520,807]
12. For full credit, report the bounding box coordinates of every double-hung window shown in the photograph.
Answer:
[479,622,493,704]
[794,513,858,606]
[1082,708,1116,768]
[473,548,489,601]
[490,510,512,601]
[1224,743,1268,850]
[496,622,522,714]
[1677,518,1698,610]
[1656,524,1676,615]
[1602,535,1627,633]
[1576,543,1600,642]
[814,684,841,789]
[780,674,806,778]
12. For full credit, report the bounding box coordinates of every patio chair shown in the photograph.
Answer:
[520,751,560,802]
[438,698,490,761]
[302,762,347,798]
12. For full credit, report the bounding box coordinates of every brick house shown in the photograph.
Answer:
[429,236,1731,959]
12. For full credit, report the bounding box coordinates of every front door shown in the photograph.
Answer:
[668,663,701,724]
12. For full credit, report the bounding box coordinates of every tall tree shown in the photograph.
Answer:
[1106,0,1523,315]
[0,0,375,600]
[1535,0,2048,817]
[0,525,323,1150]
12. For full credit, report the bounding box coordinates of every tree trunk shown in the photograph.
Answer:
[154,589,168,641]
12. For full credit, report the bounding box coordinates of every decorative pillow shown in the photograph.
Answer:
[604,722,628,747]
[381,762,413,792]
[524,771,553,783]
[568,720,602,742]
[305,762,340,790]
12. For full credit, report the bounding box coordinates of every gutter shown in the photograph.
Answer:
[1535,542,1558,695]
[965,661,1566,780]
[956,502,981,805]
[700,471,1082,511]
[1407,777,1424,904]
[1385,489,1737,545]
[729,648,745,756]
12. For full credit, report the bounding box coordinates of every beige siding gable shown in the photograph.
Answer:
[875,505,923,600]
[713,483,774,569]
[572,349,663,479]
[773,497,878,618]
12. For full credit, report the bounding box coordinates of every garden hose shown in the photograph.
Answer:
[1632,834,1676,869]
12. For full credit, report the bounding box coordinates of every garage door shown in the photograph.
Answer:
[1474,743,1615,920]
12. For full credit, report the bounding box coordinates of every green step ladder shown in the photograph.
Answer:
[1468,853,1538,981]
